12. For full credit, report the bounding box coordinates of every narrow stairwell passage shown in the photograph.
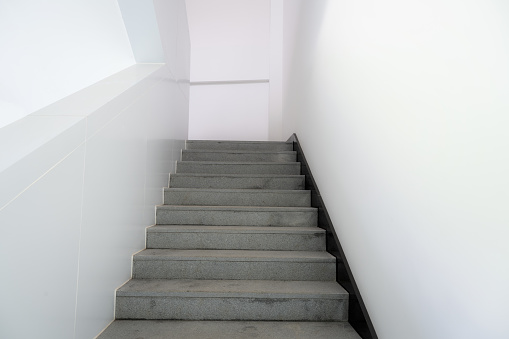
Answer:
[97,140,361,339]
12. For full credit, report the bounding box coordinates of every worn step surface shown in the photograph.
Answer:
[164,188,311,207]
[156,205,317,227]
[186,140,294,151]
[97,320,362,339]
[99,139,354,338]
[182,149,297,162]
[132,249,335,280]
[169,173,304,190]
[176,161,301,175]
[115,279,348,321]
[146,225,326,251]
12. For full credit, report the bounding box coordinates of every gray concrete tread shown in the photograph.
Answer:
[134,249,334,262]
[117,279,348,299]
[157,205,316,212]
[147,225,324,234]
[97,320,362,339]
[177,161,300,165]
[187,140,291,145]
[164,187,309,194]
[182,149,296,155]
[176,161,301,175]
[171,173,303,178]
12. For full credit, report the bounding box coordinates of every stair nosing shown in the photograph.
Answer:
[171,173,303,178]
[164,188,310,193]
[157,205,317,211]
[134,249,335,262]
[117,279,348,299]
[186,140,292,144]
[147,225,324,234]
[182,150,297,155]
[177,161,300,165]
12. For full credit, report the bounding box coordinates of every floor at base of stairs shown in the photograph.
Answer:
[97,320,362,339]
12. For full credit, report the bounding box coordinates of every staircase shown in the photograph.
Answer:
[98,140,361,339]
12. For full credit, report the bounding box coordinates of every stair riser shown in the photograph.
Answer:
[181,152,296,162]
[170,176,304,190]
[164,190,310,207]
[132,261,335,281]
[176,162,301,175]
[186,141,293,151]
[156,209,317,227]
[115,297,347,321]
[147,232,325,251]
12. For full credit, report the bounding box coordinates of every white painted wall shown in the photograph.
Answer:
[186,0,270,82]
[269,0,284,140]
[186,0,276,141]
[117,0,165,63]
[189,83,269,140]
[0,0,135,129]
[0,1,190,338]
[282,1,509,339]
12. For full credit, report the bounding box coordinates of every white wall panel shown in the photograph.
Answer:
[0,145,86,338]
[189,83,269,141]
[117,0,165,63]
[0,0,135,128]
[74,101,148,338]
[269,0,284,140]
[282,1,509,338]
[185,0,272,140]
[186,0,270,82]
[0,1,191,337]
[153,0,180,77]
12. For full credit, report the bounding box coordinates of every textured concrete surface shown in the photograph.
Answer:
[116,279,348,321]
[105,140,353,330]
[132,249,335,280]
[116,296,347,321]
[164,188,311,207]
[97,321,362,339]
[181,150,297,162]
[176,161,301,175]
[186,139,294,151]
[117,279,347,297]
[169,173,304,189]
[146,225,326,251]
[156,205,317,227]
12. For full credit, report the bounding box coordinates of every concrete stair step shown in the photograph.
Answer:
[181,149,297,162]
[186,140,294,151]
[132,249,335,280]
[156,205,317,227]
[97,320,362,339]
[164,188,311,207]
[169,173,304,190]
[146,225,325,250]
[115,279,348,321]
[176,161,301,175]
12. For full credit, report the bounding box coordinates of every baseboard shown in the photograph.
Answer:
[291,133,378,339]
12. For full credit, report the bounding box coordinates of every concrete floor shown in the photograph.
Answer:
[96,320,363,339]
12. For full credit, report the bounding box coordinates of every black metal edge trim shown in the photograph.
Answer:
[291,133,378,339]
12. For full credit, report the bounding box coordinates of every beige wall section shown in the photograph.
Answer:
[282,1,509,338]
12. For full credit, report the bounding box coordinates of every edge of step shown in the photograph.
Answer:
[147,225,324,234]
[134,249,335,262]
[156,205,317,212]
[117,279,348,299]
[182,149,296,155]
[170,173,304,178]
